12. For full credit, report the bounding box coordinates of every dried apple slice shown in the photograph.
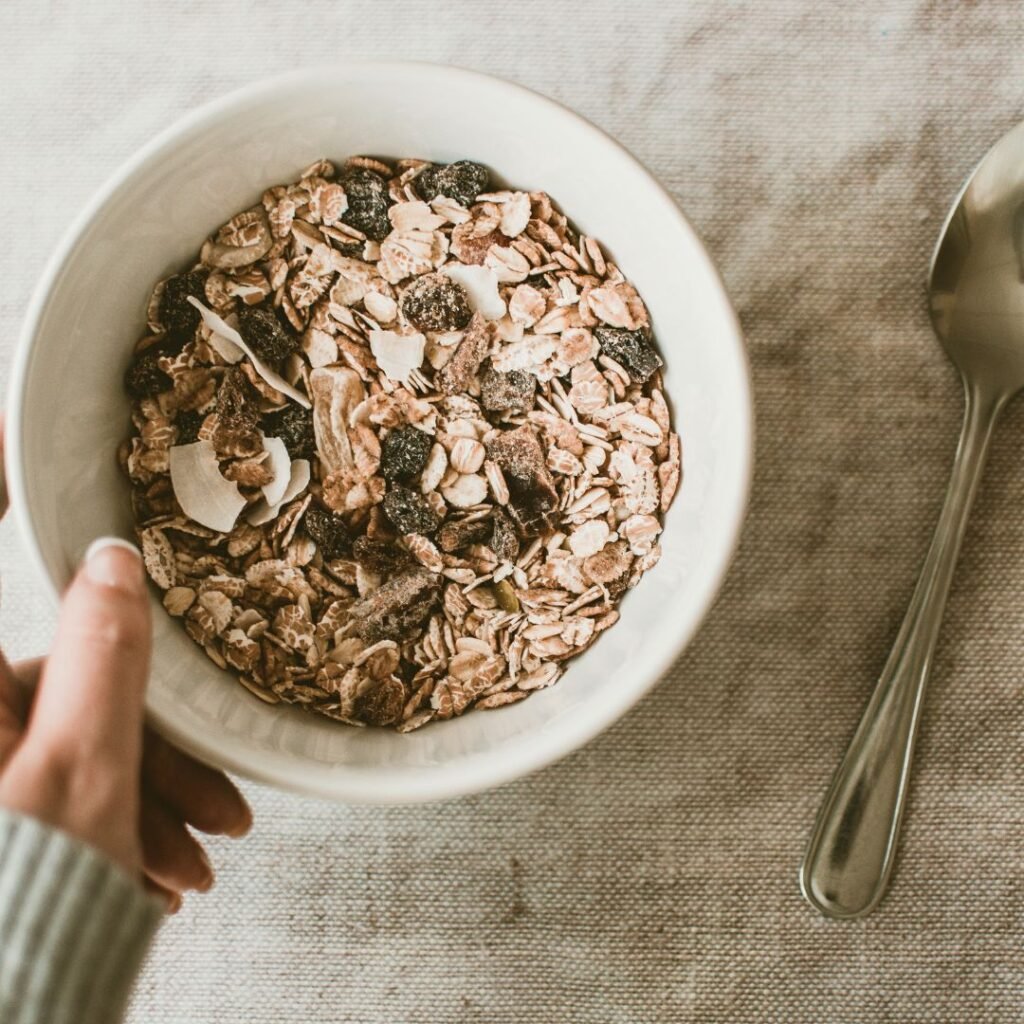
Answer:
[187,296,311,408]
[309,367,366,474]
[169,440,247,533]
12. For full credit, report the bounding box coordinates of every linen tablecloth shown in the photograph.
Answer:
[2,2,1022,1020]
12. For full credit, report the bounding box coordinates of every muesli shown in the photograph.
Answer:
[120,157,680,731]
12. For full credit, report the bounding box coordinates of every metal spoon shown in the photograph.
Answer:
[800,120,1024,919]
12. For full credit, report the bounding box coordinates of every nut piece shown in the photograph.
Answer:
[344,568,441,643]
[435,313,495,395]
[485,425,559,532]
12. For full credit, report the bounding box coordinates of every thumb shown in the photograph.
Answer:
[26,538,151,769]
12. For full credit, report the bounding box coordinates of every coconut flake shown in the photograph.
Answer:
[369,330,426,383]
[440,264,506,320]
[260,434,291,506]
[206,328,244,364]
[246,459,311,526]
[169,440,247,533]
[187,296,311,408]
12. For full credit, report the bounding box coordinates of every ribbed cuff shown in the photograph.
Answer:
[0,809,163,1024]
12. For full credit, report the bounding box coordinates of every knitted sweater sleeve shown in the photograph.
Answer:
[0,808,163,1024]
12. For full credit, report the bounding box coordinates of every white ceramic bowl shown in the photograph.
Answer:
[6,64,752,803]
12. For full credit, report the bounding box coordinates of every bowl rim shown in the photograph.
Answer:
[5,61,754,803]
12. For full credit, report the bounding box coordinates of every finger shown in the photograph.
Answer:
[0,657,23,769]
[0,658,41,767]
[140,796,214,894]
[143,729,252,838]
[142,876,182,915]
[27,539,151,768]
[11,657,42,693]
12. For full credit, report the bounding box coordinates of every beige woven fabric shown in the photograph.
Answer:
[1,2,1023,1020]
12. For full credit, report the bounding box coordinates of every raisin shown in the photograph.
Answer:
[158,270,208,332]
[414,160,489,207]
[304,508,351,560]
[382,486,441,536]
[175,410,204,444]
[264,405,316,461]
[400,273,473,332]
[380,426,432,482]
[437,517,491,553]
[352,536,414,576]
[339,167,392,242]
[124,352,172,399]
[594,326,663,383]
[238,306,297,365]
[480,364,536,413]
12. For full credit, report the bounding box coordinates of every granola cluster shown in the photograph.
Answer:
[120,156,681,731]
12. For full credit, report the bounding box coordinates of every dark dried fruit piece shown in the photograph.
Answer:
[159,270,208,332]
[380,426,432,482]
[594,326,663,383]
[480,364,537,413]
[437,517,491,553]
[304,508,351,560]
[354,675,405,727]
[124,352,173,399]
[238,306,298,365]
[414,160,489,207]
[490,509,520,562]
[486,425,558,534]
[435,313,495,395]
[264,404,316,460]
[352,536,414,575]
[345,567,441,643]
[382,486,441,536]
[175,410,204,444]
[400,273,473,332]
[212,367,262,458]
[339,166,392,242]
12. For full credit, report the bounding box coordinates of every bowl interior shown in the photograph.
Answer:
[9,65,750,802]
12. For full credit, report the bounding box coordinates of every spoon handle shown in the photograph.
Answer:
[800,381,1002,918]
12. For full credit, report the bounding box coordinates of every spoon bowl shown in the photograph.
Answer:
[929,119,1024,391]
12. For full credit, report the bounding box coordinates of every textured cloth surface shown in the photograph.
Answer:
[1,2,1023,1021]
[0,809,162,1024]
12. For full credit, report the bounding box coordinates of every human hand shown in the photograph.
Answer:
[0,428,251,912]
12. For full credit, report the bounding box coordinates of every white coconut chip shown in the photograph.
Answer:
[260,434,291,507]
[169,441,248,533]
[440,263,506,320]
[187,296,311,408]
[246,459,311,526]
[206,328,244,364]
[369,330,426,384]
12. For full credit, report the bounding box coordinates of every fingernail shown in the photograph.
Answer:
[84,537,144,591]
